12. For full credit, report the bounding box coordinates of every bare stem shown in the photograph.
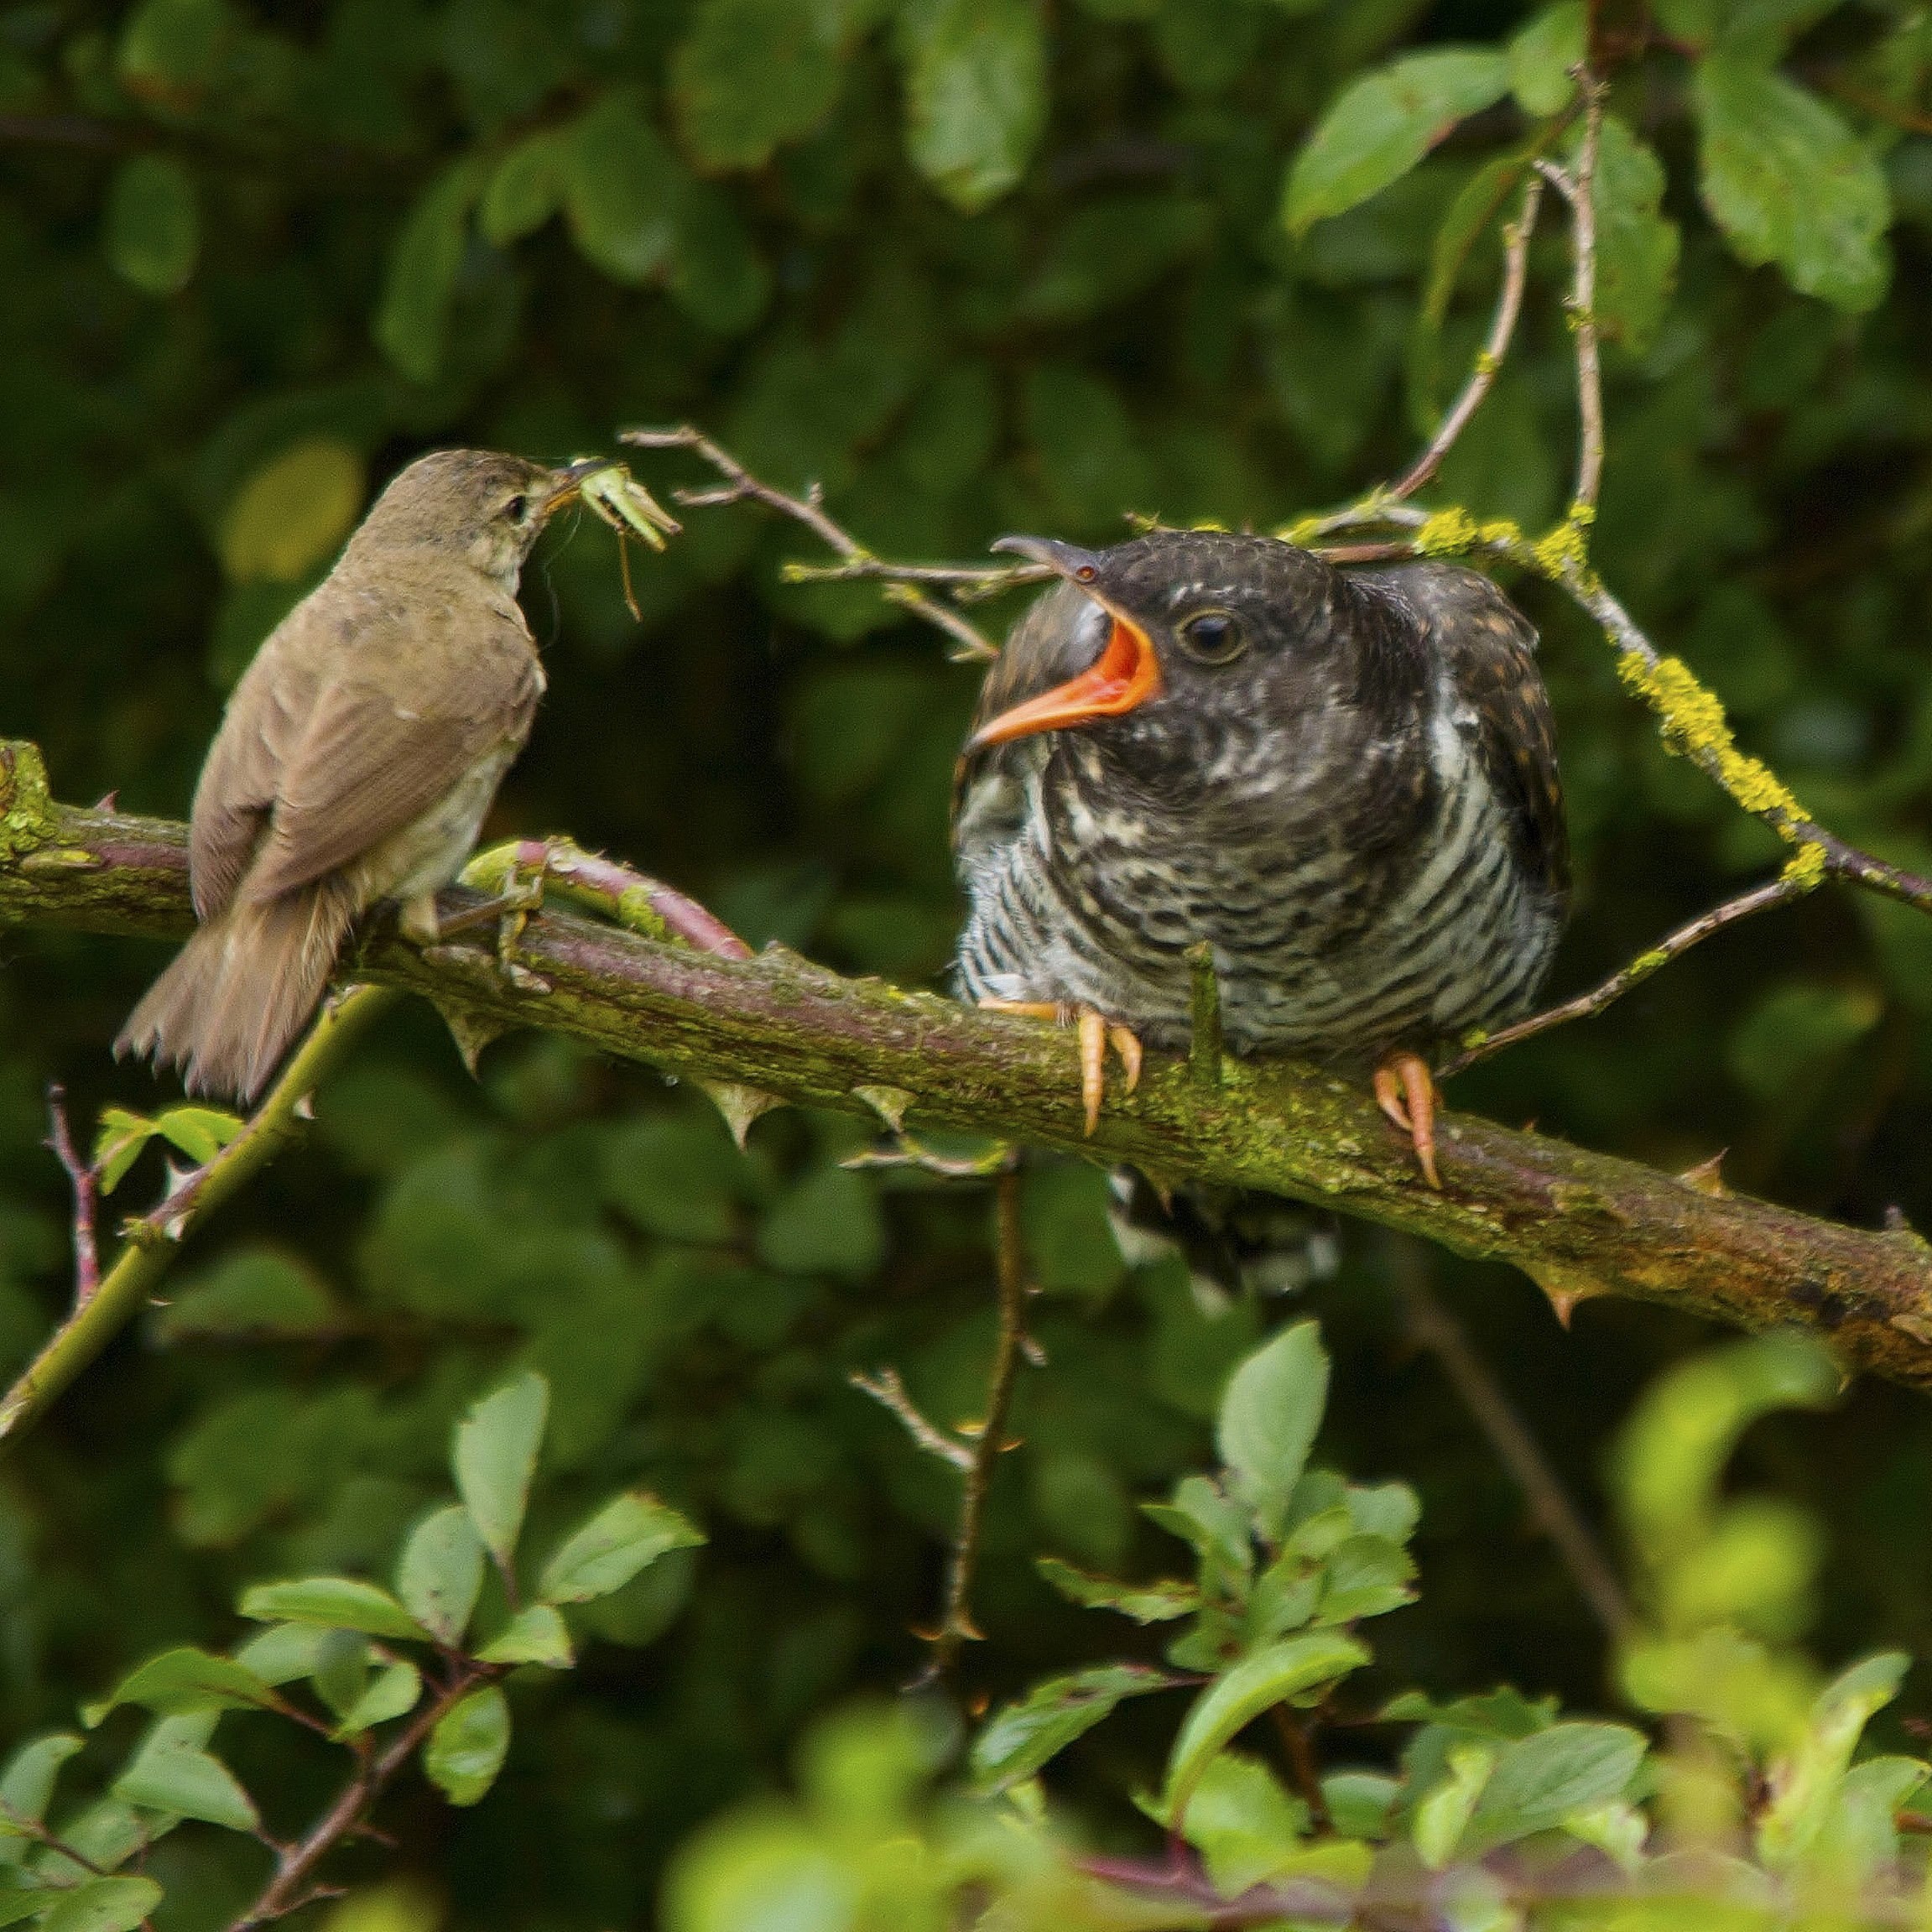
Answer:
[1388,174,1545,502]
[621,424,999,661]
[926,1164,1031,1674]
[228,1667,495,1932]
[1393,1238,1635,1644]
[44,1085,98,1307]
[783,555,1053,596]
[1440,874,1811,1077]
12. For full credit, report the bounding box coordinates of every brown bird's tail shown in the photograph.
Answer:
[117,882,359,1105]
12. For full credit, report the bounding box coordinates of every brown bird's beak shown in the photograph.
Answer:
[966,536,1163,752]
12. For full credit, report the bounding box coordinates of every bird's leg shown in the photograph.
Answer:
[403,851,550,991]
[976,998,1143,1137]
[1373,1049,1442,1189]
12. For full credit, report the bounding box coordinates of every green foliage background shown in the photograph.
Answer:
[4,0,1932,1923]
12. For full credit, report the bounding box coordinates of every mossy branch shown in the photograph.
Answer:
[8,745,1932,1409]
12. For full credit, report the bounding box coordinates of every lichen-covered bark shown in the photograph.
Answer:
[8,740,1932,1390]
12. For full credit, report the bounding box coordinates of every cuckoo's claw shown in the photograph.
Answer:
[977,998,1143,1137]
[1373,1049,1441,1189]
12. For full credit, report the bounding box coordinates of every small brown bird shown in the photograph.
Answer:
[119,447,617,1103]
[952,530,1569,1185]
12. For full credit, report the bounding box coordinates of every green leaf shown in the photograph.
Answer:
[1586,115,1679,354]
[230,1625,325,1686]
[1035,1558,1198,1623]
[0,1737,81,1854]
[396,1504,486,1647]
[0,1888,62,1929]
[755,1167,884,1278]
[331,1659,422,1737]
[424,1685,510,1805]
[1414,1742,1497,1869]
[117,0,227,101]
[565,95,682,284]
[476,1603,574,1667]
[152,1248,341,1345]
[39,1877,164,1932]
[238,1577,430,1643]
[1468,1722,1647,1850]
[102,154,199,297]
[83,1647,283,1726]
[1217,1320,1329,1542]
[1694,58,1890,313]
[1168,1751,1312,1897]
[373,154,487,383]
[93,1109,157,1195]
[217,438,366,586]
[970,1664,1180,1791]
[1758,1651,1909,1869]
[153,1105,243,1166]
[1507,3,1583,117]
[1323,1768,1400,1840]
[1315,1534,1416,1625]
[673,0,852,171]
[113,1736,258,1832]
[480,129,569,247]
[454,1371,549,1568]
[1165,1632,1371,1823]
[902,0,1046,213]
[1284,49,1511,237]
[538,1491,705,1604]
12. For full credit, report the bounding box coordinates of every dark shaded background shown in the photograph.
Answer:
[3,0,1932,1924]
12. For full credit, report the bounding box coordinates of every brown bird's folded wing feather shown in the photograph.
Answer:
[242,620,542,904]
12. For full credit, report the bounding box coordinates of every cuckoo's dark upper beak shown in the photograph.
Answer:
[965,535,1164,752]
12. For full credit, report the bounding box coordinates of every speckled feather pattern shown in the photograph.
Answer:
[952,532,1569,1068]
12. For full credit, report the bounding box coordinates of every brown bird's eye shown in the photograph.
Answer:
[504,493,529,522]
[1178,609,1245,665]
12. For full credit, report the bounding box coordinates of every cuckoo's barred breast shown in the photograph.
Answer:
[951,531,1569,1069]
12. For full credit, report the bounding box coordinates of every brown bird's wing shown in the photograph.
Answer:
[1363,561,1570,909]
[242,603,542,904]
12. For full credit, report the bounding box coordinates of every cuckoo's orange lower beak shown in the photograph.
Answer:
[966,614,1162,751]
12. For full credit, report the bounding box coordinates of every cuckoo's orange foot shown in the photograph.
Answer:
[1373,1049,1441,1189]
[978,998,1143,1136]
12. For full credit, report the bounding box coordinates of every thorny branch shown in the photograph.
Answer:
[926,1164,1033,1674]
[44,1086,97,1307]
[231,1664,500,1932]
[620,424,1005,661]
[851,1366,976,1471]
[8,774,1932,1403]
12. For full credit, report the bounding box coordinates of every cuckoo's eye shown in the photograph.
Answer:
[1177,608,1246,665]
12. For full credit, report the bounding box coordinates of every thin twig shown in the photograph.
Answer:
[1392,1238,1634,1644]
[0,986,394,1448]
[782,555,1053,594]
[1439,874,1811,1077]
[926,1163,1031,1674]
[0,1800,108,1877]
[1388,174,1545,502]
[1542,68,1607,517]
[44,1086,99,1308]
[620,424,999,661]
[229,1667,497,1932]
[851,1367,975,1471]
